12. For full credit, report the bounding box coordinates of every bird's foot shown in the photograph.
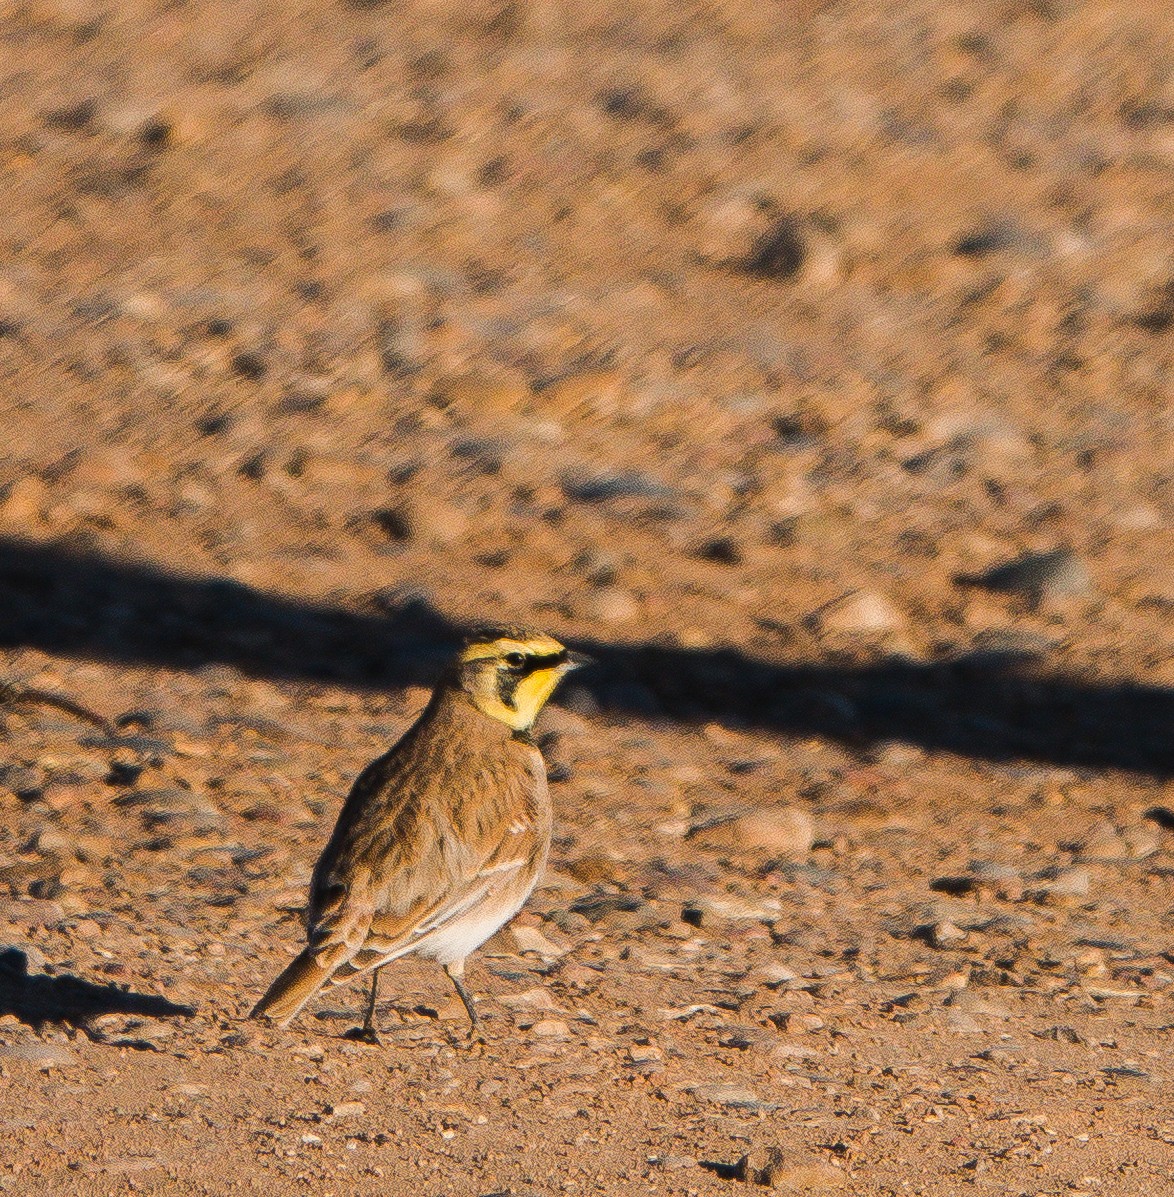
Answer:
[343,1025,382,1046]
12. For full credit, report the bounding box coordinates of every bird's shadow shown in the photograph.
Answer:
[0,946,195,1031]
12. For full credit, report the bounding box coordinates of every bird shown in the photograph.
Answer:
[250,628,589,1041]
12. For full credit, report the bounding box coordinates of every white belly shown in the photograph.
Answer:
[416,891,528,965]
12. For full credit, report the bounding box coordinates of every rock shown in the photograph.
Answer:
[688,807,814,856]
[451,436,508,475]
[681,893,781,923]
[735,1147,783,1186]
[413,498,469,545]
[957,548,1092,607]
[568,892,642,921]
[809,590,908,642]
[25,826,71,857]
[111,788,225,833]
[945,989,1012,1019]
[695,190,772,266]
[744,215,807,281]
[572,549,618,587]
[372,290,423,375]
[505,925,568,959]
[953,222,1024,257]
[568,893,654,931]
[326,1101,366,1119]
[366,499,467,546]
[1146,806,1174,831]
[1030,867,1091,904]
[528,1018,571,1039]
[695,536,742,565]
[366,506,413,542]
[719,1026,775,1051]
[691,1083,776,1111]
[586,586,640,624]
[0,476,48,524]
[770,1011,824,1034]
[946,1011,983,1034]
[499,986,564,1012]
[930,920,968,948]
[0,898,64,926]
[88,1015,177,1050]
[560,470,677,504]
[758,963,800,988]
[1134,280,1174,333]
[0,764,43,801]
[648,1153,697,1171]
[1078,821,1159,863]
[0,1040,79,1068]
[563,854,629,886]
[231,350,267,381]
[866,740,925,766]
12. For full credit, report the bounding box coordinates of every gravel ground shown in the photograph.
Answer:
[1,1,1172,1193]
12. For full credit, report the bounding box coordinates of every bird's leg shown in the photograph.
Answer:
[345,966,383,1044]
[444,960,481,1037]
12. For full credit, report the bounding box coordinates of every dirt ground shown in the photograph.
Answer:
[1,0,1173,1193]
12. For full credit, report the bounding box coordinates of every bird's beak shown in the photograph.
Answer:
[564,650,595,671]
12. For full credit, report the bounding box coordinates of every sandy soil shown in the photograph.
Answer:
[1,0,1173,1193]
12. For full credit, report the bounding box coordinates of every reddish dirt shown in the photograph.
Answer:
[1,1,1173,1193]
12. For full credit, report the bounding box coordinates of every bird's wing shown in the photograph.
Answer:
[305,742,548,978]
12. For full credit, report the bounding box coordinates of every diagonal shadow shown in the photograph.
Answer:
[0,946,195,1028]
[0,536,1170,777]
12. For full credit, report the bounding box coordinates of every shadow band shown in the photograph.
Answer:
[0,537,1169,777]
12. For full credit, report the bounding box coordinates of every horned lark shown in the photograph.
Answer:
[251,629,588,1039]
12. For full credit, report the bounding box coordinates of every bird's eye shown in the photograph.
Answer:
[504,652,526,668]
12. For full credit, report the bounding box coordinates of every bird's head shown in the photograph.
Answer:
[456,629,591,732]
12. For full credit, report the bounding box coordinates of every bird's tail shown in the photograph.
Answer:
[250,948,335,1026]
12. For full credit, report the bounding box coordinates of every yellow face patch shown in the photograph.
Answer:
[460,633,582,731]
[506,665,572,729]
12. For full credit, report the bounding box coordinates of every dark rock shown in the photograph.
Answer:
[231,351,267,381]
[369,507,413,542]
[0,765,43,802]
[105,761,143,786]
[769,412,826,451]
[745,216,806,280]
[195,412,233,436]
[45,98,98,131]
[1134,281,1174,333]
[451,437,505,474]
[956,548,1092,606]
[930,875,979,896]
[569,893,648,924]
[561,471,677,503]
[953,223,1022,257]
[695,537,742,565]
